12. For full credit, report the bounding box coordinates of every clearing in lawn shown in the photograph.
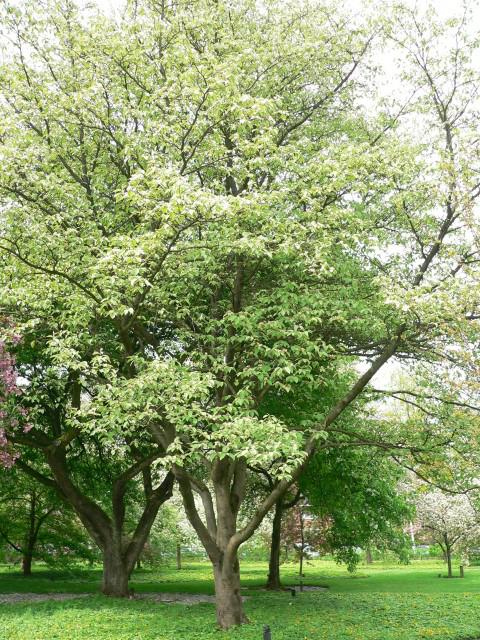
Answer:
[0,559,479,640]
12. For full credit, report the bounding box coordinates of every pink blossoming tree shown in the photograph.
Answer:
[0,328,31,468]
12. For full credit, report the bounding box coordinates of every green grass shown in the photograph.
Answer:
[1,559,480,639]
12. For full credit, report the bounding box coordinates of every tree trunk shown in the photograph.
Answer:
[22,552,33,577]
[266,499,283,590]
[176,543,181,570]
[44,451,173,597]
[366,547,373,564]
[446,547,453,578]
[299,507,305,577]
[22,491,37,577]
[102,543,130,597]
[213,556,247,629]
[174,461,251,629]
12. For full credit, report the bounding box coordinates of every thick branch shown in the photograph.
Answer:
[174,465,220,562]
[124,471,174,573]
[112,452,164,531]
[189,476,217,538]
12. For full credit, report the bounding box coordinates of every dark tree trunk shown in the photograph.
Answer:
[299,507,305,578]
[366,547,373,564]
[22,552,33,577]
[213,555,247,629]
[42,450,173,597]
[22,491,37,577]
[266,498,283,590]
[441,535,453,578]
[176,543,181,570]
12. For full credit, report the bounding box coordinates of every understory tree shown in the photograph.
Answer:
[265,489,302,590]
[259,444,412,590]
[1,0,479,628]
[0,465,95,575]
[142,496,198,568]
[301,449,412,571]
[0,331,174,595]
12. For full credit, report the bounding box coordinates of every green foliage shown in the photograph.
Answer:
[1,2,480,629]
[0,0,437,474]
[301,449,413,571]
[0,465,97,569]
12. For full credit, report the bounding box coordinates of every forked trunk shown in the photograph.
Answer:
[266,500,283,590]
[45,451,174,598]
[213,556,248,629]
[102,545,130,597]
[175,461,251,628]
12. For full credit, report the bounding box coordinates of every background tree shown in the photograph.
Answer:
[142,496,199,569]
[239,471,302,590]
[0,465,96,575]
[280,499,328,579]
[265,490,302,590]
[301,448,413,571]
[415,490,480,578]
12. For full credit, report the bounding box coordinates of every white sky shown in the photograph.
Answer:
[91,0,478,17]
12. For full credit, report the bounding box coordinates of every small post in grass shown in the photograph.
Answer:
[290,587,296,597]
[263,624,272,640]
[460,565,464,578]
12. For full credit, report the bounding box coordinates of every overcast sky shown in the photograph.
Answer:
[91,0,475,18]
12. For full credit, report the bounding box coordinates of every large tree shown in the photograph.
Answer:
[1,0,479,628]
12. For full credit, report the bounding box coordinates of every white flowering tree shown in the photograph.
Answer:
[416,491,480,578]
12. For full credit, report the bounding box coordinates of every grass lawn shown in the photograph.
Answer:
[0,559,479,639]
